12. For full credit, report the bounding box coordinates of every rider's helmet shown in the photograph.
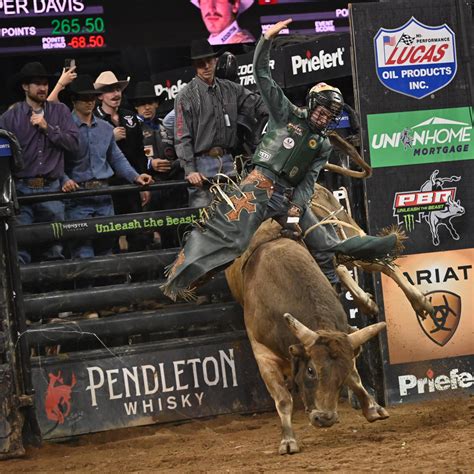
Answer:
[306,82,344,133]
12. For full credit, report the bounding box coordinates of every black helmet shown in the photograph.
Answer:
[307,83,344,114]
[216,51,238,83]
[306,83,344,133]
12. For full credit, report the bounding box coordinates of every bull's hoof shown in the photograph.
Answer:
[279,438,300,455]
[355,292,379,316]
[410,294,435,320]
[364,404,389,422]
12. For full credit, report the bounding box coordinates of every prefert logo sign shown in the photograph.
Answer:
[291,47,344,75]
[399,368,473,396]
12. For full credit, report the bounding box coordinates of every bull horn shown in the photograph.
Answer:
[348,322,387,350]
[283,313,318,347]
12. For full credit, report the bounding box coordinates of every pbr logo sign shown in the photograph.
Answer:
[374,17,457,99]
[393,170,465,246]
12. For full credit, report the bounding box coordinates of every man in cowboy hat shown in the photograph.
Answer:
[93,70,151,252]
[128,80,186,248]
[175,38,266,208]
[62,75,153,259]
[191,0,255,45]
[0,61,79,264]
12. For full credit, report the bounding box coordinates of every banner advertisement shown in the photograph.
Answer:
[373,17,457,99]
[379,248,473,403]
[350,0,473,405]
[367,107,473,168]
[281,33,351,88]
[16,207,205,246]
[151,35,349,98]
[365,162,473,255]
[32,333,273,440]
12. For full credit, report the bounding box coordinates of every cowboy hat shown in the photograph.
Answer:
[68,75,102,96]
[190,0,253,15]
[127,81,167,102]
[16,62,51,84]
[190,38,218,60]
[93,71,130,91]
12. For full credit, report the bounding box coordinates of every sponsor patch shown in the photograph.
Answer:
[289,166,299,178]
[374,17,457,99]
[257,149,272,162]
[123,115,136,128]
[308,138,318,149]
[283,137,295,149]
[287,122,304,136]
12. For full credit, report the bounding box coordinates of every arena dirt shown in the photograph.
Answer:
[2,396,472,472]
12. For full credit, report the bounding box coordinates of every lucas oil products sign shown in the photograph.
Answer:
[373,17,457,99]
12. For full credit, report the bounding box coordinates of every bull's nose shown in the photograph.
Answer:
[309,410,339,427]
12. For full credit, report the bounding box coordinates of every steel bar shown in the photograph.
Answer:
[24,273,230,320]
[20,249,178,285]
[25,302,244,347]
[17,180,189,204]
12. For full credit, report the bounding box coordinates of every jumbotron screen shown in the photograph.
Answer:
[0,0,370,55]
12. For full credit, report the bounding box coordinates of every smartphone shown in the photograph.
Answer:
[64,58,76,71]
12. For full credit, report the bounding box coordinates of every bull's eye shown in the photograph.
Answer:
[307,366,316,377]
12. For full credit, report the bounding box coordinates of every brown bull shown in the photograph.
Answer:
[225,224,389,455]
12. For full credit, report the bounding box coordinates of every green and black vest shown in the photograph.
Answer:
[252,113,324,186]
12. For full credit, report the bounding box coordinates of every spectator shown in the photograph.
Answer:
[0,61,79,264]
[93,71,151,252]
[191,0,255,45]
[174,38,266,207]
[128,81,186,247]
[62,75,153,259]
[47,65,78,103]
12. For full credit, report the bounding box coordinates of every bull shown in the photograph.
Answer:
[225,222,389,455]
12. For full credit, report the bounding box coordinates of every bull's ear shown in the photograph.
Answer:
[289,344,306,358]
[348,322,386,350]
[284,313,318,347]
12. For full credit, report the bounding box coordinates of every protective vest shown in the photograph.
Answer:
[252,114,324,186]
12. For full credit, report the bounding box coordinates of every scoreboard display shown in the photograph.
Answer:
[0,1,107,54]
[0,0,371,55]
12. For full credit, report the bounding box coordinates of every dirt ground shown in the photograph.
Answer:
[2,396,472,472]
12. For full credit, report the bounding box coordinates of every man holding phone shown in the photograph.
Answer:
[47,58,78,103]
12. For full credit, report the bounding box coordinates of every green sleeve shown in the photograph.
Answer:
[253,36,293,127]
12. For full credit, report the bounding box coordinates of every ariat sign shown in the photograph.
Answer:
[291,47,345,75]
[367,107,473,168]
[399,368,473,396]
[374,17,457,99]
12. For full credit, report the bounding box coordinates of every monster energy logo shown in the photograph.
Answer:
[403,214,416,232]
[51,222,63,239]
